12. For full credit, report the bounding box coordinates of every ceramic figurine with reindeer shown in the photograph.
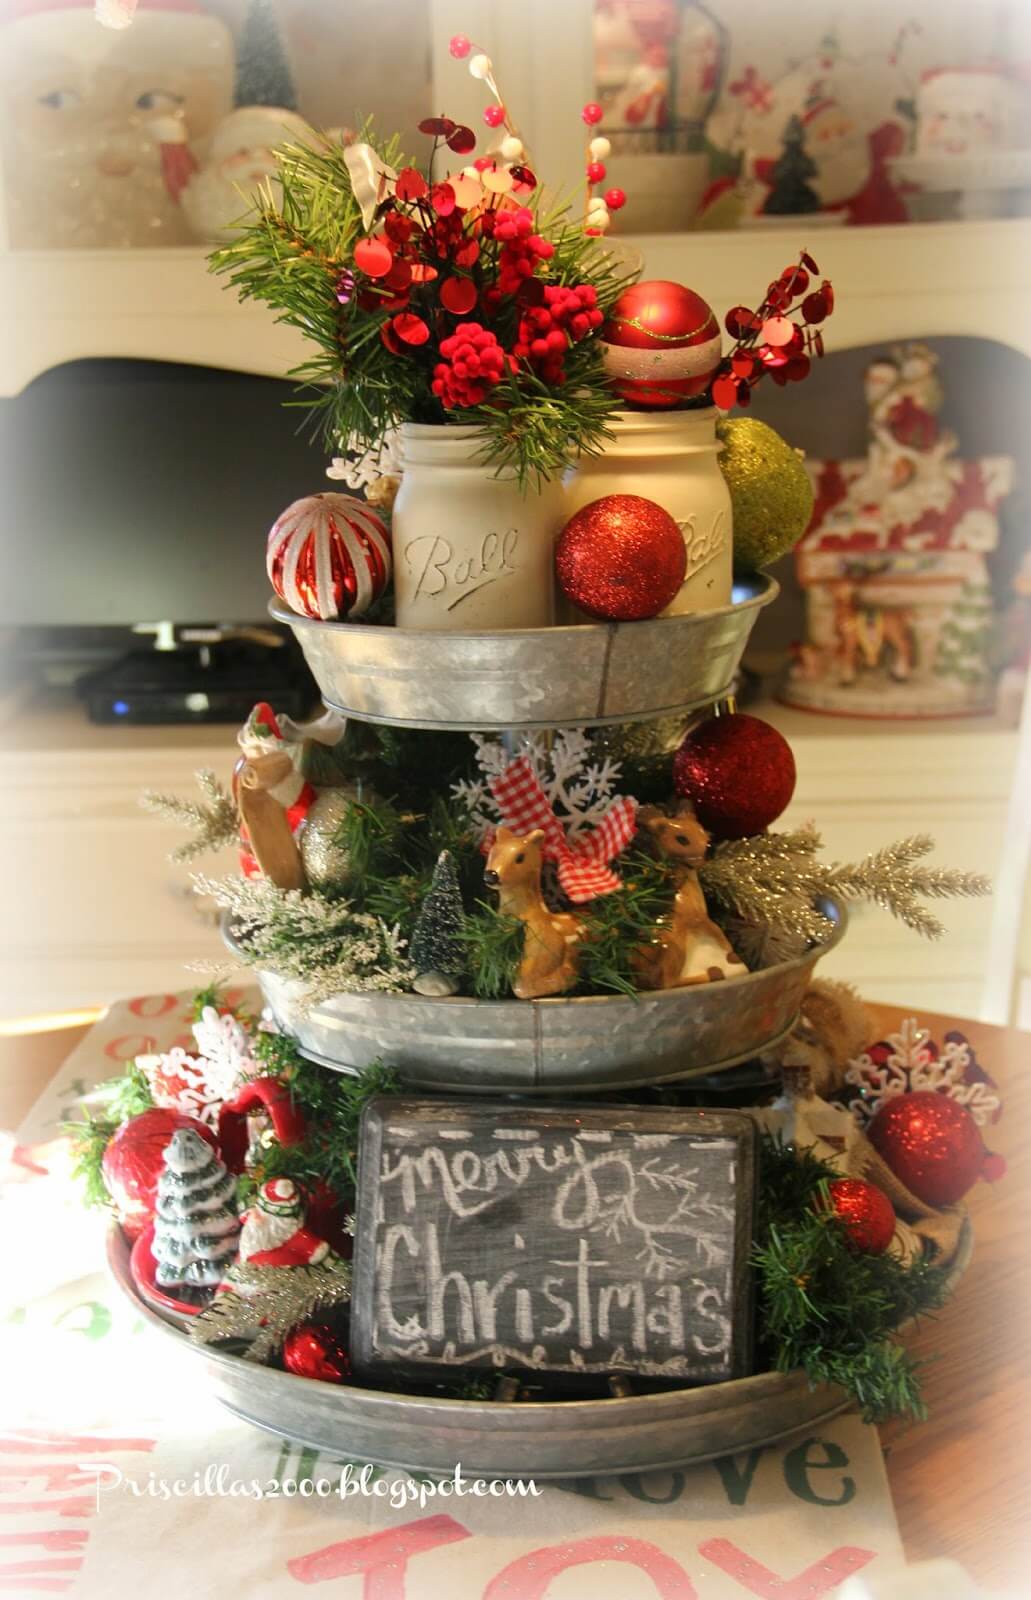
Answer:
[633,802,745,991]
[484,827,585,1000]
[784,343,1014,718]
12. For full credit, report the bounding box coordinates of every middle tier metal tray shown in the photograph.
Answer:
[272,574,777,731]
[226,897,845,1094]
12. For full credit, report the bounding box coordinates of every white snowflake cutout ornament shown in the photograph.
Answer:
[844,1016,1002,1129]
[138,1005,257,1127]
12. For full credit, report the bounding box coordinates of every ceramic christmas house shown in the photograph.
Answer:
[784,343,1014,717]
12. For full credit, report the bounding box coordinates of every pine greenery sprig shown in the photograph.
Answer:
[65,1060,156,1209]
[244,1028,399,1203]
[755,1135,950,1421]
[141,770,238,863]
[700,827,990,967]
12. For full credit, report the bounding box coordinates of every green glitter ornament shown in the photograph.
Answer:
[716,417,814,574]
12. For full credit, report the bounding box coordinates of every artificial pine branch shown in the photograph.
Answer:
[754,1135,950,1422]
[141,770,238,863]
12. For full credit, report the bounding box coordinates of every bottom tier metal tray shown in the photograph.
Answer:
[108,1220,970,1480]
[225,899,846,1094]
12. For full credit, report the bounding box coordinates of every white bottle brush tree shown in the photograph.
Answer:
[152,1129,240,1297]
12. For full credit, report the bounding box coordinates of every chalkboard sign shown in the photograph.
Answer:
[351,1100,757,1384]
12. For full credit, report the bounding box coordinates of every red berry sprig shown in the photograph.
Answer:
[582,115,627,235]
[451,35,533,175]
[710,250,833,410]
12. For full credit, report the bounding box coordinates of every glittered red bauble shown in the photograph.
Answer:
[601,280,722,408]
[673,714,796,839]
[267,493,391,621]
[825,1178,896,1254]
[102,1109,219,1240]
[282,1323,352,1383]
[867,1092,997,1208]
[556,494,687,621]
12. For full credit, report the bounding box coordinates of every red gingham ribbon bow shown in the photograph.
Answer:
[488,756,638,904]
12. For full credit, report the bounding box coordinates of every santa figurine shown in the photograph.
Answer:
[236,1177,331,1271]
[0,0,233,248]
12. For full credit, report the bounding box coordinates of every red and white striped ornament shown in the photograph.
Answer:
[267,493,391,621]
[601,280,722,408]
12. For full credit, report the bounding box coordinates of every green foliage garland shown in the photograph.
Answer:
[754,1135,950,1421]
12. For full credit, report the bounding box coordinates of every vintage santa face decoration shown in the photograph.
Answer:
[917,69,1027,159]
[0,0,232,247]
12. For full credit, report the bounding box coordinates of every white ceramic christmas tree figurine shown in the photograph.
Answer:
[152,1128,240,1293]
[409,850,466,997]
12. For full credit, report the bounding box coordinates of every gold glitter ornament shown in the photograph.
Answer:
[296,787,362,889]
[716,417,813,573]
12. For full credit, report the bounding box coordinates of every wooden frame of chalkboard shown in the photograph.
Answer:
[351,1099,757,1386]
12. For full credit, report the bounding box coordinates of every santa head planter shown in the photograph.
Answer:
[0,0,233,247]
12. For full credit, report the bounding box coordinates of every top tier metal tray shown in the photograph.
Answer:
[273,575,777,732]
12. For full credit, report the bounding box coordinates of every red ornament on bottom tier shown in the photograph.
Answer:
[825,1178,896,1254]
[867,1091,1003,1208]
[282,1323,352,1383]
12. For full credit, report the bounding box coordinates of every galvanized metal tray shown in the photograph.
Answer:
[224,898,845,1094]
[271,575,777,731]
[107,1219,972,1479]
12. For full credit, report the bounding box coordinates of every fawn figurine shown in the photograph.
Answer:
[633,803,745,990]
[484,827,584,999]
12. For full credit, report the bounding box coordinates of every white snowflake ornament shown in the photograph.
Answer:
[844,1015,1001,1129]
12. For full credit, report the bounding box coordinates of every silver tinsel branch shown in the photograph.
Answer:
[193,872,413,1008]
[700,828,991,968]
[141,770,239,863]
[188,1260,352,1364]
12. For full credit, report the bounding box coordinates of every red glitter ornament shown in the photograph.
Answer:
[601,280,722,408]
[823,1178,896,1254]
[282,1323,352,1384]
[867,1092,1003,1208]
[103,1109,218,1240]
[673,714,796,839]
[555,494,687,621]
[267,494,392,622]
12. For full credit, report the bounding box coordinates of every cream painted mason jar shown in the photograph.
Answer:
[565,408,733,616]
[391,425,567,630]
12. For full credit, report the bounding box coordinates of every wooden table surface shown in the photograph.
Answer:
[2,1002,1028,1590]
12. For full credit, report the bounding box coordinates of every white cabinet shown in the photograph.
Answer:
[1,696,237,1018]
[759,703,1019,1017]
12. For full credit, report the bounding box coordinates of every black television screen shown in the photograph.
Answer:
[0,357,328,627]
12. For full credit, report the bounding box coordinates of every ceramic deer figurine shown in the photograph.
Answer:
[236,750,307,892]
[633,803,745,991]
[484,827,584,1000]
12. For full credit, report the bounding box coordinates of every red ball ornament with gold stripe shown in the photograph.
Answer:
[267,493,391,621]
[601,280,722,408]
